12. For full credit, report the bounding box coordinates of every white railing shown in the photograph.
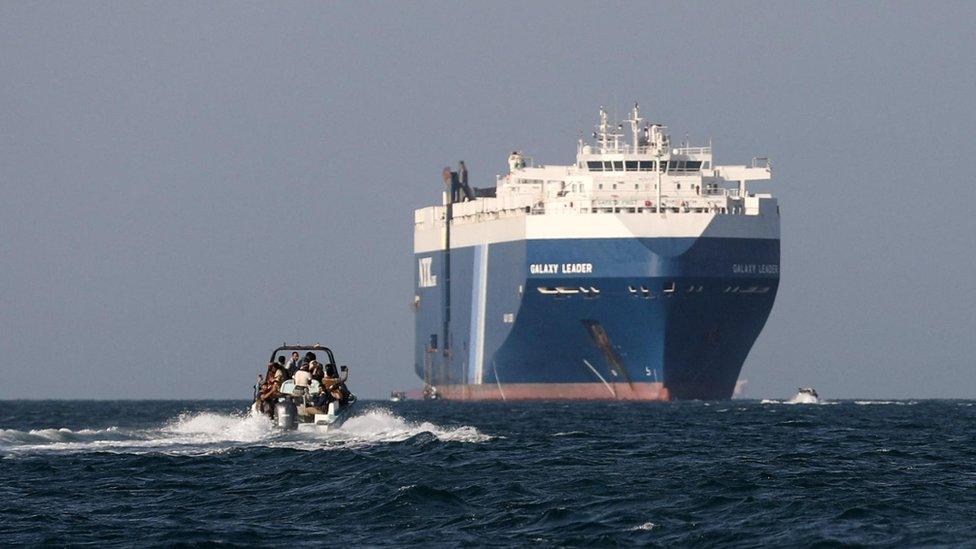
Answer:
[674,146,712,155]
[702,187,741,198]
[417,191,759,228]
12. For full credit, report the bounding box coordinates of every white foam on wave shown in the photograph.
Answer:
[552,430,586,437]
[330,408,491,444]
[0,407,490,456]
[0,426,124,445]
[853,400,916,406]
[161,411,273,444]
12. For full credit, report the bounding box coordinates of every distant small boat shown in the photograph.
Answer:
[390,391,406,402]
[788,387,820,404]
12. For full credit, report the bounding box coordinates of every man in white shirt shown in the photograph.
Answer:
[293,368,312,387]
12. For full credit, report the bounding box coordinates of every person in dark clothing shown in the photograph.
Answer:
[322,365,351,406]
[311,385,332,408]
[285,351,301,375]
[258,362,283,417]
[309,360,324,382]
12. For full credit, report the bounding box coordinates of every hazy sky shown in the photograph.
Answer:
[1,2,974,399]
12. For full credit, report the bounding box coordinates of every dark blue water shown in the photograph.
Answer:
[1,400,974,546]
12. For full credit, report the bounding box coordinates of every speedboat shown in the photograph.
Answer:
[252,344,357,431]
[788,387,820,404]
[390,391,406,402]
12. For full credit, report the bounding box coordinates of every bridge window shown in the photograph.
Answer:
[663,160,704,173]
[587,161,603,171]
[612,161,623,171]
[625,161,638,171]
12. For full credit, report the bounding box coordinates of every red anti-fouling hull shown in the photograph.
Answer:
[433,382,670,401]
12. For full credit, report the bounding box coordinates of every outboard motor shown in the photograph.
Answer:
[274,399,298,430]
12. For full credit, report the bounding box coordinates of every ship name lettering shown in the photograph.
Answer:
[732,263,779,275]
[561,263,593,274]
[529,263,559,274]
[529,263,593,275]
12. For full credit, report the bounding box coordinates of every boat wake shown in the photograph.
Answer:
[0,408,490,456]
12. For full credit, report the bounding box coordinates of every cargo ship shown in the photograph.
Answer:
[413,105,779,400]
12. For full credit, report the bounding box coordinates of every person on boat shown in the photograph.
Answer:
[293,366,312,388]
[262,361,282,384]
[322,365,350,405]
[310,383,332,409]
[276,355,289,378]
[257,362,283,416]
[285,351,301,376]
[303,351,316,370]
[309,359,325,382]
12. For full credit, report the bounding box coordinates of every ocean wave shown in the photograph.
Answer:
[331,408,492,444]
[853,401,917,406]
[0,426,126,445]
[0,408,490,455]
[161,410,273,443]
[3,400,976,545]
[552,431,587,437]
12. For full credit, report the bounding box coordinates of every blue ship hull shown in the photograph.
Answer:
[414,237,779,400]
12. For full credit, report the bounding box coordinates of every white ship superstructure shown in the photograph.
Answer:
[416,104,776,251]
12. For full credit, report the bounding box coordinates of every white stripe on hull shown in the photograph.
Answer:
[466,243,488,384]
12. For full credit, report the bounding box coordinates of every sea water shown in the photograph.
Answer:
[1,400,974,545]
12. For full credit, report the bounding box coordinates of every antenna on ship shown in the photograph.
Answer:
[626,102,643,154]
[594,106,623,153]
[595,106,609,153]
